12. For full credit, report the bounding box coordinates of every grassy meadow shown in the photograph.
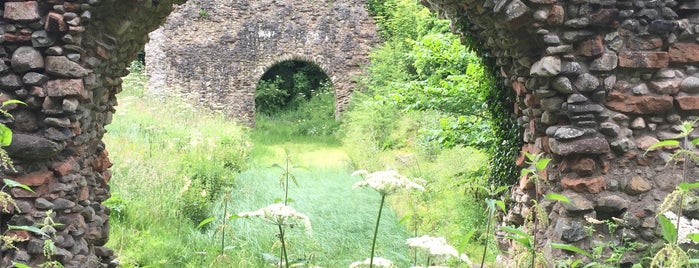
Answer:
[104,72,415,267]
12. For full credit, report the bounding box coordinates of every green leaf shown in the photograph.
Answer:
[678,182,699,191]
[646,140,679,152]
[495,200,506,213]
[583,262,600,268]
[12,262,31,268]
[3,179,34,193]
[544,193,571,204]
[196,217,216,229]
[658,214,677,243]
[2,99,26,107]
[0,124,12,147]
[228,214,241,220]
[687,233,699,243]
[535,158,551,171]
[270,163,284,171]
[500,226,532,248]
[551,243,592,258]
[690,259,699,264]
[692,137,699,147]
[8,225,46,237]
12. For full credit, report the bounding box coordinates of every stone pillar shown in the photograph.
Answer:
[0,1,182,267]
[422,0,699,264]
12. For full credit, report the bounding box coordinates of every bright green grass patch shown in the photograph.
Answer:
[203,164,411,267]
[105,73,414,267]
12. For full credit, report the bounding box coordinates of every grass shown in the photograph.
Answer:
[104,72,413,267]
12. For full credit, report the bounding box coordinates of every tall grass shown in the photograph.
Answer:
[105,72,412,267]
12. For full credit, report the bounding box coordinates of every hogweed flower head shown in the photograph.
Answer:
[238,203,312,233]
[352,169,424,196]
[349,257,395,268]
[406,235,459,258]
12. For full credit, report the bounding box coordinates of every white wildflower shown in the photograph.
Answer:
[238,203,312,233]
[410,266,450,268]
[460,253,473,265]
[179,177,191,194]
[663,211,699,244]
[406,235,459,258]
[352,169,424,195]
[349,257,395,268]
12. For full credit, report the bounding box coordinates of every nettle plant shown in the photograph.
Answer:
[501,152,571,268]
[644,120,699,267]
[0,100,65,267]
[234,150,313,268]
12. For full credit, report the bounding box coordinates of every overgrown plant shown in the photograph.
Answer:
[478,185,507,268]
[273,149,306,205]
[551,217,641,268]
[502,153,569,268]
[352,169,424,267]
[236,203,312,268]
[645,120,699,267]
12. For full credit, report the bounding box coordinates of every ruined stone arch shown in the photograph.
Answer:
[145,0,380,124]
[252,53,339,115]
[2,0,699,266]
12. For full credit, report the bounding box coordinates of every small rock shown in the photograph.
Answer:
[35,198,54,210]
[552,76,573,93]
[590,52,618,71]
[679,76,699,93]
[630,117,646,129]
[567,93,588,104]
[554,126,586,140]
[31,30,55,47]
[0,74,22,90]
[530,56,561,77]
[575,73,600,92]
[22,72,48,86]
[11,46,44,73]
[625,176,652,195]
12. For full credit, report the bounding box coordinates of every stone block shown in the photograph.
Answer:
[4,2,40,22]
[10,171,53,187]
[676,95,699,110]
[46,56,89,78]
[606,92,673,114]
[6,133,64,160]
[562,176,606,193]
[618,51,669,68]
[45,79,85,97]
[669,43,699,63]
[549,135,611,156]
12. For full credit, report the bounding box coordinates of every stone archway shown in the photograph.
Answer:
[422,0,699,263]
[1,0,699,266]
[252,54,338,117]
[145,0,379,124]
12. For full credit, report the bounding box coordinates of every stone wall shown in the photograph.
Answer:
[145,0,379,124]
[422,0,699,264]
[0,0,183,267]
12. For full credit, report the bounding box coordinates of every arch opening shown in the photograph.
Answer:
[254,60,339,136]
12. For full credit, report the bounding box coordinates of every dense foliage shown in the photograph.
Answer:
[255,61,332,116]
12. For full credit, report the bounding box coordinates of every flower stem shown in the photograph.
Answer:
[278,224,289,268]
[370,194,386,268]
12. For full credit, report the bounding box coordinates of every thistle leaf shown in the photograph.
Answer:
[544,193,570,204]
[3,179,34,193]
[196,217,216,229]
[658,214,677,243]
[551,243,592,258]
[646,140,679,152]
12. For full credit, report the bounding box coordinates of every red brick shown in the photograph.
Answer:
[606,91,673,114]
[45,79,84,97]
[512,81,527,96]
[669,43,699,63]
[676,95,699,110]
[618,51,669,68]
[52,158,77,176]
[44,12,67,32]
[94,150,112,172]
[4,2,40,22]
[547,5,565,25]
[10,171,53,187]
[562,176,606,193]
